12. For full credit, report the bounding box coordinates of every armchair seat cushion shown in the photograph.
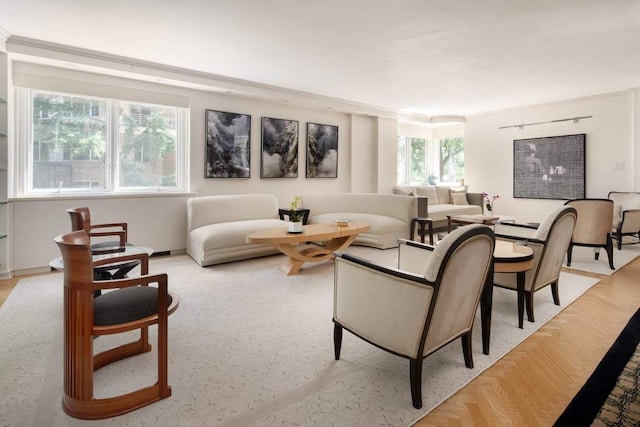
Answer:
[94,286,173,326]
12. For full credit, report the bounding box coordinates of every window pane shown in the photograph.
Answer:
[31,92,107,191]
[397,136,407,185]
[409,138,426,183]
[440,137,465,183]
[118,102,178,189]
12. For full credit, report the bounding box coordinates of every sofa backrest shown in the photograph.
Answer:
[301,193,416,223]
[187,194,279,232]
[393,185,467,205]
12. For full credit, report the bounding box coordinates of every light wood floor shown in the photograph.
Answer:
[415,259,640,426]
[1,259,638,426]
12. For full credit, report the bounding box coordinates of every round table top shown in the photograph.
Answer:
[493,240,534,273]
[49,245,154,271]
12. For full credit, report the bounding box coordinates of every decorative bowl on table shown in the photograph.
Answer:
[334,219,351,227]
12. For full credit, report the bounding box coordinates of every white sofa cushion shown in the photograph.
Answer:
[416,186,439,203]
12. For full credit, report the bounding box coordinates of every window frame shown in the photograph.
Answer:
[14,88,189,198]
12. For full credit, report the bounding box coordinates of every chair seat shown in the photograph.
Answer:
[94,286,173,326]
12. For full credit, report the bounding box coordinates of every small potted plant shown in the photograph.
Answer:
[481,192,499,215]
[288,195,304,233]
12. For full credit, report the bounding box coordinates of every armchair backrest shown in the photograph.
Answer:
[531,206,577,291]
[55,230,95,290]
[421,225,495,355]
[564,199,613,245]
[67,207,92,232]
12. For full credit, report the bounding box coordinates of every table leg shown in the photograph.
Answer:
[517,271,525,329]
[428,222,434,245]
[410,220,416,242]
[481,262,494,355]
[418,222,426,243]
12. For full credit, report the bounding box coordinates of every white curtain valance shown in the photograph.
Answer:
[12,61,190,108]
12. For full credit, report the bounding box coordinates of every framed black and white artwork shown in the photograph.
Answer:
[261,117,299,178]
[513,134,586,200]
[205,109,251,178]
[306,122,338,178]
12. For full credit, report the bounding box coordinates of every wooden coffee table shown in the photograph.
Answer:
[246,222,370,275]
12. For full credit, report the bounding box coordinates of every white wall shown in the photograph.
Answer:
[465,91,635,223]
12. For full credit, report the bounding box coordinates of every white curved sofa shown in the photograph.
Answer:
[300,193,417,249]
[186,194,286,266]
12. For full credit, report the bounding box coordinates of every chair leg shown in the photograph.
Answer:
[461,332,473,369]
[605,235,615,270]
[566,243,573,266]
[333,323,343,360]
[594,248,600,260]
[409,359,423,409]
[551,280,560,305]
[617,230,622,250]
[525,291,535,322]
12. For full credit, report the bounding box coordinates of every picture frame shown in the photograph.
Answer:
[513,134,586,200]
[205,109,251,178]
[306,122,338,178]
[261,117,299,178]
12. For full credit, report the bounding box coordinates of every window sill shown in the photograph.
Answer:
[9,191,197,202]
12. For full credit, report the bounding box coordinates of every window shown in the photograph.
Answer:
[19,89,188,195]
[397,134,465,185]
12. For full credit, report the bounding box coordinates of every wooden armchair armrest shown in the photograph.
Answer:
[93,272,167,291]
[93,252,150,274]
[89,223,128,246]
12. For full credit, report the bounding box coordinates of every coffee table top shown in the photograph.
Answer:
[246,221,370,244]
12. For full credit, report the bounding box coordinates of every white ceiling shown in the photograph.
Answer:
[1,0,639,117]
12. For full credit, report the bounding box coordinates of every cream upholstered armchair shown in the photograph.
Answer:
[564,199,614,270]
[608,191,640,250]
[333,224,495,409]
[492,206,577,326]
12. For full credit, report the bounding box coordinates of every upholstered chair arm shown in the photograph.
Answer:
[397,239,435,275]
[334,253,435,359]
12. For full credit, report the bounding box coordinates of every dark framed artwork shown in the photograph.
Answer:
[205,109,251,178]
[306,123,338,178]
[261,117,299,178]
[513,134,586,200]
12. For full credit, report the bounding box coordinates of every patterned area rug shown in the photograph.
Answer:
[555,308,640,426]
[0,246,600,426]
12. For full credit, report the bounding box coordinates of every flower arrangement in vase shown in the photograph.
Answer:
[288,195,304,233]
[481,192,499,215]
